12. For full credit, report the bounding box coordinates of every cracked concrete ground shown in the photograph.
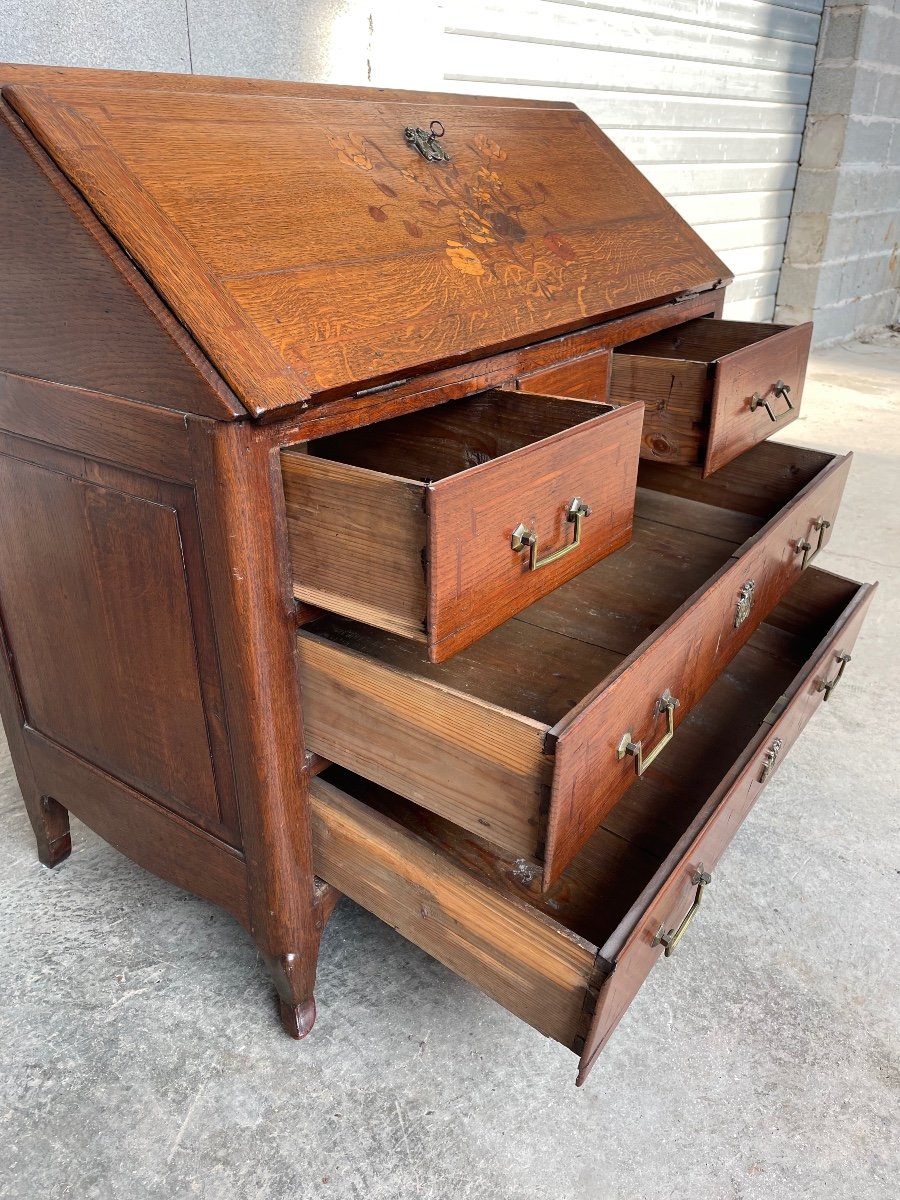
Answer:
[1,336,898,1200]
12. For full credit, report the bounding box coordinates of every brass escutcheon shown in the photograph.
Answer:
[734,578,755,628]
[759,736,783,783]
[404,120,450,162]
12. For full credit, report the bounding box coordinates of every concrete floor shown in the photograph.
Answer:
[2,336,898,1200]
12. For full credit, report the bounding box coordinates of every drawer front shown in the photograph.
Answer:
[544,451,851,886]
[576,581,875,1084]
[706,321,813,476]
[427,399,642,659]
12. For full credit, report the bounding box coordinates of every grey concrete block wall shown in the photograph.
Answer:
[0,1,439,87]
[776,1,900,344]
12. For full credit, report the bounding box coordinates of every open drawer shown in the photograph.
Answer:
[310,571,875,1085]
[297,441,851,887]
[608,317,813,476]
[281,389,642,662]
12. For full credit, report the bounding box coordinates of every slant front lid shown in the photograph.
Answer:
[6,83,729,417]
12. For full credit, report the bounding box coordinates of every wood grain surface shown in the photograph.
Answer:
[578,577,875,1082]
[4,82,728,415]
[609,316,812,475]
[306,573,874,1080]
[545,449,852,885]
[427,396,642,658]
[284,391,641,659]
[706,320,813,474]
[0,102,242,419]
[0,446,236,838]
[310,774,597,1048]
[297,444,850,882]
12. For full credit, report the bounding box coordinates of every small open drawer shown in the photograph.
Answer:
[281,389,642,662]
[297,441,851,887]
[310,571,874,1085]
[609,317,813,476]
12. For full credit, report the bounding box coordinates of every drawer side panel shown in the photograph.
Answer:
[297,633,551,856]
[310,776,596,1048]
[283,453,428,640]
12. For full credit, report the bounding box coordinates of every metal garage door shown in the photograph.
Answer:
[435,1,824,321]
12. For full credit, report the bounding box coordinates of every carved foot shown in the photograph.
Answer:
[278,994,317,1040]
[28,796,71,868]
[264,950,319,1040]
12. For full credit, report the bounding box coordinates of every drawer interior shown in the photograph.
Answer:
[301,440,835,730]
[305,388,612,482]
[315,566,861,955]
[614,316,792,365]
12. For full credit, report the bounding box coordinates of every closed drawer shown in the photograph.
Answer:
[310,571,875,1085]
[281,389,642,663]
[298,441,851,887]
[609,317,813,476]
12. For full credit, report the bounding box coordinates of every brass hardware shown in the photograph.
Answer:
[750,379,794,422]
[759,736,783,783]
[652,865,712,957]
[617,690,680,776]
[734,578,755,628]
[404,120,450,162]
[817,651,851,701]
[796,516,831,570]
[511,497,591,572]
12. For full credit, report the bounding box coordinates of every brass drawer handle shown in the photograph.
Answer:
[751,379,794,422]
[817,651,851,701]
[796,516,831,570]
[617,690,680,776]
[511,497,591,572]
[653,866,712,957]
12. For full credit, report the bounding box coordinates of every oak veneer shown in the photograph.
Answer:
[3,79,728,415]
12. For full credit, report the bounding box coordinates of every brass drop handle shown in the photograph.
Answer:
[653,866,712,957]
[511,497,591,572]
[617,690,680,776]
[751,379,794,422]
[817,651,851,701]
[796,516,831,570]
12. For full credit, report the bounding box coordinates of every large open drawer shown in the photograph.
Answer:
[607,316,813,476]
[282,389,642,662]
[297,441,851,887]
[310,571,874,1085]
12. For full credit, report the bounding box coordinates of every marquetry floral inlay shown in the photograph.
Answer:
[327,128,573,300]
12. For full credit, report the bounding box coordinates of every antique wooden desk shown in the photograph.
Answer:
[0,64,873,1085]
